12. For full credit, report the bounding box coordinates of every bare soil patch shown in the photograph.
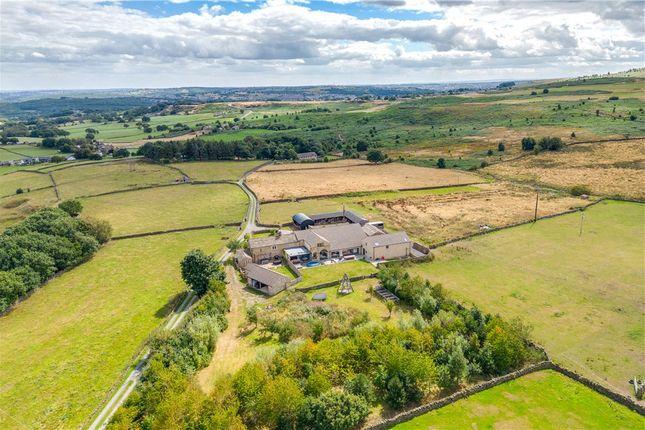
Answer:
[353,182,589,244]
[258,158,368,172]
[487,139,645,200]
[247,162,481,201]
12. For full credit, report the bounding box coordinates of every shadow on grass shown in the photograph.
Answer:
[155,291,186,318]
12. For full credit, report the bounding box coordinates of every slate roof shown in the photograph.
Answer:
[248,233,299,248]
[296,152,318,160]
[297,223,366,250]
[244,263,291,287]
[363,231,410,248]
[309,210,368,225]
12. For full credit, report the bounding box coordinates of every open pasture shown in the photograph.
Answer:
[0,187,58,231]
[296,259,378,289]
[52,160,179,199]
[487,139,645,200]
[247,161,481,201]
[0,144,60,159]
[172,160,265,181]
[81,183,247,236]
[408,200,644,397]
[393,370,644,429]
[0,170,52,197]
[258,183,587,244]
[0,227,237,429]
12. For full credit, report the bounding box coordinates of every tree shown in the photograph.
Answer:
[386,300,395,318]
[521,137,536,151]
[180,249,222,296]
[436,158,446,169]
[344,374,376,404]
[298,391,370,430]
[487,149,493,156]
[542,88,549,94]
[227,239,242,252]
[366,149,386,163]
[79,216,112,244]
[256,376,304,429]
[497,143,505,152]
[113,148,130,158]
[0,271,27,313]
[570,185,591,196]
[58,199,83,217]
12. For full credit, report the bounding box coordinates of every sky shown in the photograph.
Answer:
[0,0,643,90]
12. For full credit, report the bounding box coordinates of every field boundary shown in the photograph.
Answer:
[365,360,645,429]
[294,273,378,292]
[111,223,241,240]
[48,172,60,200]
[257,162,373,173]
[257,182,486,204]
[0,184,54,199]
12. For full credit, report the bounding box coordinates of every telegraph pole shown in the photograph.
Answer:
[579,213,585,237]
[534,192,539,222]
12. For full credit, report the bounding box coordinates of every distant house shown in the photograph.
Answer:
[296,152,318,161]
[66,156,76,161]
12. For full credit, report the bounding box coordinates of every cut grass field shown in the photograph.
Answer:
[81,183,247,236]
[0,144,60,159]
[0,227,238,429]
[171,160,266,181]
[408,200,644,398]
[0,170,52,197]
[52,160,179,199]
[392,370,644,429]
[0,188,58,231]
[296,259,378,289]
[247,161,481,201]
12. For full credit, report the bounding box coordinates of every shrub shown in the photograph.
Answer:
[497,143,505,152]
[79,217,112,244]
[436,158,446,168]
[366,149,386,163]
[537,136,563,151]
[608,96,619,100]
[113,148,130,158]
[58,199,83,217]
[570,185,591,196]
[487,149,493,156]
[542,88,549,94]
[16,188,24,194]
[521,137,536,151]
[344,374,376,404]
[298,390,370,430]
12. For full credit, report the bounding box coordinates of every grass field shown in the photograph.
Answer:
[392,370,644,429]
[297,259,378,289]
[81,183,247,236]
[247,161,481,201]
[0,144,60,159]
[171,160,266,181]
[53,161,179,199]
[0,227,237,429]
[0,170,52,197]
[408,200,644,397]
[0,188,58,231]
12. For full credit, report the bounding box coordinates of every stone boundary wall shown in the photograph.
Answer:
[255,162,372,173]
[295,273,378,292]
[0,184,54,199]
[365,361,553,430]
[365,360,644,429]
[258,182,485,204]
[112,222,241,240]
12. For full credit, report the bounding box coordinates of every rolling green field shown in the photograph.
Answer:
[393,370,644,429]
[0,144,60,160]
[408,200,644,397]
[0,188,58,231]
[52,160,179,199]
[297,259,378,289]
[81,183,247,236]
[172,160,266,181]
[0,227,238,429]
[0,170,52,197]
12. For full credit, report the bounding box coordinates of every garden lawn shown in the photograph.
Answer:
[0,228,237,429]
[408,200,645,398]
[52,161,179,199]
[81,183,247,236]
[171,160,266,181]
[297,260,378,289]
[0,170,52,197]
[392,370,644,430]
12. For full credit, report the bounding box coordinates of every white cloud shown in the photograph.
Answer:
[0,0,642,89]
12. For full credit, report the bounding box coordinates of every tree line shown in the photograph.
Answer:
[0,202,111,314]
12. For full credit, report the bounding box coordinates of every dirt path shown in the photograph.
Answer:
[196,266,255,392]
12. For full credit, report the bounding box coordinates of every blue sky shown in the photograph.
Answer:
[1,0,642,90]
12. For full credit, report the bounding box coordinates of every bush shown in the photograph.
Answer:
[608,96,619,100]
[542,88,549,94]
[521,137,536,151]
[16,188,23,194]
[570,185,591,196]
[537,136,563,151]
[298,391,370,430]
[366,149,386,163]
[344,374,376,404]
[436,158,446,168]
[113,148,130,158]
[487,149,493,156]
[58,199,83,217]
[497,143,505,152]
[79,217,112,244]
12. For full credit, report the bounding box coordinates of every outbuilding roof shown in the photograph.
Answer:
[309,210,368,225]
[244,263,291,287]
[363,231,410,248]
[249,233,299,248]
[297,223,366,250]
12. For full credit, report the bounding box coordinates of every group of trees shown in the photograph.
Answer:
[521,136,564,152]
[110,261,536,430]
[0,203,111,313]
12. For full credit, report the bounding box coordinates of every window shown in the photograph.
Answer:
[272,245,277,250]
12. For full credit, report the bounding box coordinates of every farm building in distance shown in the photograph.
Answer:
[237,210,429,295]
[296,151,318,161]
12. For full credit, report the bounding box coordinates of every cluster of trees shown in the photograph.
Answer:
[251,292,368,343]
[521,136,563,152]
[109,251,233,428]
[138,135,335,162]
[0,203,111,313]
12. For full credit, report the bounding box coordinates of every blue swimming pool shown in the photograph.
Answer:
[305,260,321,267]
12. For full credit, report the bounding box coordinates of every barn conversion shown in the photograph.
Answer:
[292,209,368,229]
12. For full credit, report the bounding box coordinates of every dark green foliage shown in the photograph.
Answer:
[79,217,112,244]
[15,188,23,194]
[366,149,387,163]
[570,184,591,196]
[298,391,370,430]
[487,149,493,156]
[58,199,83,217]
[542,88,549,94]
[112,148,130,158]
[608,96,619,100]
[521,136,536,150]
[498,142,505,151]
[0,207,108,313]
[344,373,376,404]
[437,158,446,168]
[180,249,224,296]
